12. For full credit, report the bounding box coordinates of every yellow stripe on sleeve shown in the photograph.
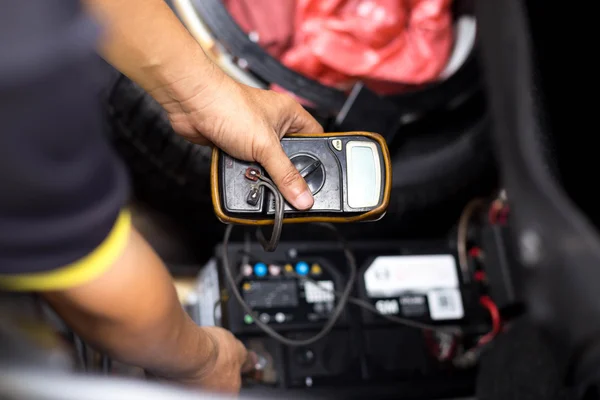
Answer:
[0,210,131,292]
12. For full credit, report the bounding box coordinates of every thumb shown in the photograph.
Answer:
[258,143,314,210]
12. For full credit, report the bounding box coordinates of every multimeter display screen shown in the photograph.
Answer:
[347,141,381,208]
[242,281,299,308]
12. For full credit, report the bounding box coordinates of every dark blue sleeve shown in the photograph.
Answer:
[0,0,130,279]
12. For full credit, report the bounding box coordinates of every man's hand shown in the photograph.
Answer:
[177,327,256,393]
[44,228,253,394]
[151,71,323,211]
[86,0,323,210]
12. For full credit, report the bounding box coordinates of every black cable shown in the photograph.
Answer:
[289,269,457,336]
[351,296,457,335]
[255,177,283,252]
[221,222,356,347]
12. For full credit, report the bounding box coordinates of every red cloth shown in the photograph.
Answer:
[225,0,454,95]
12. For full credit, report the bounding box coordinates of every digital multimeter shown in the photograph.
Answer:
[211,132,391,225]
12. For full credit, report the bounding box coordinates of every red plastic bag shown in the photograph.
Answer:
[281,0,454,94]
[225,0,454,95]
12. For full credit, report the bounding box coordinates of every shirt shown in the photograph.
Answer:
[0,0,130,291]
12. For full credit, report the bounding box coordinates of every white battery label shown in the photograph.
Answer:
[364,255,464,321]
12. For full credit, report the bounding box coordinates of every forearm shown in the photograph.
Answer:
[43,227,214,380]
[84,0,221,97]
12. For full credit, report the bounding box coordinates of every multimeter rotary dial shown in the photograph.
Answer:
[290,154,326,195]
